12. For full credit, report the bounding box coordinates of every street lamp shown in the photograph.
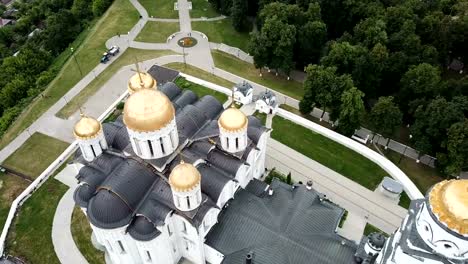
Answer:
[70,47,83,77]
[398,134,413,164]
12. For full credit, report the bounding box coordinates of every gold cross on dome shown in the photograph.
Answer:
[130,58,144,85]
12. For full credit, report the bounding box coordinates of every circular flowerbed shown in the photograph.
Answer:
[178,37,197,48]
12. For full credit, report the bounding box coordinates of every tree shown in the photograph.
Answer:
[443,120,468,175]
[71,0,92,20]
[337,87,365,136]
[368,96,402,138]
[286,172,292,184]
[231,0,248,31]
[321,42,367,75]
[299,65,354,120]
[0,78,29,109]
[43,9,82,55]
[92,0,112,17]
[353,17,388,48]
[297,20,327,65]
[248,33,269,72]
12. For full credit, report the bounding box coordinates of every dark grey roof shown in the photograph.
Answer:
[244,178,268,196]
[207,149,244,176]
[256,90,278,107]
[206,179,356,264]
[368,233,386,249]
[77,166,107,187]
[382,176,403,194]
[188,141,214,156]
[103,123,130,151]
[248,116,262,128]
[235,81,253,96]
[74,184,96,207]
[147,65,179,84]
[87,190,133,229]
[160,82,182,100]
[198,163,231,202]
[247,126,264,144]
[174,90,198,111]
[128,216,161,241]
[193,95,224,120]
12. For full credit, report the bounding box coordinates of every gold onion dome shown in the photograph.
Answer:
[169,160,201,192]
[128,72,157,94]
[123,89,175,132]
[429,179,468,235]
[218,106,248,132]
[73,115,101,139]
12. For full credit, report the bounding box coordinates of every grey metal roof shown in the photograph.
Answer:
[193,95,224,120]
[247,116,262,128]
[103,123,130,151]
[160,82,181,100]
[247,126,264,144]
[128,216,161,241]
[198,163,231,202]
[206,179,356,264]
[235,81,253,96]
[147,65,179,84]
[256,90,278,107]
[87,189,133,229]
[77,166,107,187]
[382,176,403,194]
[188,141,214,157]
[174,90,198,111]
[207,149,243,176]
[74,184,96,208]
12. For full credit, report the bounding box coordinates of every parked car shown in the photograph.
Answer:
[108,46,120,56]
[100,52,110,63]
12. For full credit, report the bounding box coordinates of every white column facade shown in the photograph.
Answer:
[415,202,468,260]
[171,184,202,212]
[219,126,248,154]
[91,224,141,264]
[127,119,179,160]
[78,132,108,162]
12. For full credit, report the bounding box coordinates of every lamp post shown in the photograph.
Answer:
[70,47,83,77]
[398,134,412,164]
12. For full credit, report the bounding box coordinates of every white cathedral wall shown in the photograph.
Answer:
[415,202,468,259]
[234,90,253,105]
[216,180,237,208]
[235,164,251,188]
[204,244,224,264]
[133,227,178,264]
[78,133,107,162]
[127,119,178,159]
[171,214,206,264]
[219,128,248,154]
[172,184,202,212]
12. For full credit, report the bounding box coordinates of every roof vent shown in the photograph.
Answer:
[306,180,313,190]
[246,251,253,264]
[268,187,274,196]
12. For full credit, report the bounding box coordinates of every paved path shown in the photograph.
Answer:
[177,0,192,32]
[266,138,407,235]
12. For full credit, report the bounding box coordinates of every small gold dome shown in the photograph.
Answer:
[73,115,101,139]
[169,161,201,192]
[429,179,468,235]
[128,72,157,94]
[123,89,175,132]
[218,106,248,132]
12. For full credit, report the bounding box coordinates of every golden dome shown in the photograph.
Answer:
[123,89,175,132]
[218,106,248,132]
[429,179,468,235]
[127,72,157,94]
[169,161,201,192]
[73,115,101,139]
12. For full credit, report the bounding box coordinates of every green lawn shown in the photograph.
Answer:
[191,0,219,18]
[57,48,177,118]
[0,0,139,150]
[165,62,235,88]
[174,76,228,103]
[135,22,179,43]
[2,133,69,178]
[364,223,388,236]
[212,50,304,99]
[270,115,388,190]
[6,178,68,264]
[139,0,178,18]
[0,173,29,228]
[192,19,251,52]
[71,207,105,264]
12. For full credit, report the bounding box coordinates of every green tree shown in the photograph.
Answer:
[92,0,112,17]
[43,9,82,55]
[286,172,292,184]
[321,42,367,75]
[353,17,388,48]
[338,87,365,136]
[0,78,29,109]
[231,0,248,31]
[368,96,402,138]
[443,119,468,175]
[297,20,327,65]
[71,0,92,19]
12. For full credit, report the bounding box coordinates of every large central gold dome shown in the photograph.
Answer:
[128,72,157,94]
[123,89,175,132]
[169,161,201,192]
[218,106,248,132]
[429,179,468,235]
[74,115,101,139]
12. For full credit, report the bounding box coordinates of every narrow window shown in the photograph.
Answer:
[176,196,181,207]
[146,251,152,262]
[186,196,191,209]
[185,240,190,251]
[235,138,239,149]
[160,139,165,155]
[182,221,187,234]
[134,138,142,155]
[167,224,172,236]
[90,145,97,157]
[226,137,230,148]
[117,240,126,254]
[107,240,113,252]
[147,140,154,156]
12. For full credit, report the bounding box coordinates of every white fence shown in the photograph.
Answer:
[0,91,129,256]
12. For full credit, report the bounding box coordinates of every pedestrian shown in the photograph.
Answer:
[117,32,120,37]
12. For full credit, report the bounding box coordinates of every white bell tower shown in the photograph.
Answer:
[169,160,202,212]
[73,114,107,162]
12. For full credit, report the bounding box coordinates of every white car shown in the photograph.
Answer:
[108,46,120,56]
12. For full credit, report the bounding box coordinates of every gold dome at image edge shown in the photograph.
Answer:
[123,89,175,132]
[73,116,101,139]
[169,161,201,192]
[128,72,157,93]
[429,179,468,234]
[218,107,248,132]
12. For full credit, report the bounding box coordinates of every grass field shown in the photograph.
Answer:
[71,207,105,264]
[139,0,178,18]
[2,133,69,178]
[270,115,388,190]
[212,50,304,99]
[57,48,177,118]
[0,173,29,228]
[174,76,228,103]
[6,178,68,264]
[165,62,235,88]
[192,19,251,52]
[135,22,179,43]
[191,0,219,18]
[0,0,139,150]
